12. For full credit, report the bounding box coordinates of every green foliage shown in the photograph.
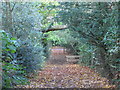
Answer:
[1,1,119,88]
[55,2,119,86]
[1,30,19,62]
[37,2,58,29]
[36,2,59,58]
[1,2,49,88]
[17,31,45,74]
[11,3,46,74]
[78,44,94,65]
[1,30,29,88]
[47,30,73,45]
[2,61,29,88]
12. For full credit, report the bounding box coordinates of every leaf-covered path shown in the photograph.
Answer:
[22,64,115,88]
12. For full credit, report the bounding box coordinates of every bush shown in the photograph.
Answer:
[16,30,46,74]
[1,30,29,88]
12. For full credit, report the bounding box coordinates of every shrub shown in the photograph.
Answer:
[1,30,29,88]
[16,30,46,74]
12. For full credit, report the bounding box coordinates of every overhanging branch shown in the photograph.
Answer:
[42,25,68,33]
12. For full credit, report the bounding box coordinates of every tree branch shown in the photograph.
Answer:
[71,26,99,45]
[42,25,68,33]
[11,2,16,12]
[42,27,67,33]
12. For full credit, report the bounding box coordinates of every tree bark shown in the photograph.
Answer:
[99,47,114,80]
[42,27,67,33]
[2,2,13,35]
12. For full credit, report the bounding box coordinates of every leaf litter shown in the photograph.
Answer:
[17,64,116,88]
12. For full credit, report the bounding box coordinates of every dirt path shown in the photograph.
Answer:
[17,48,115,88]
[22,64,115,88]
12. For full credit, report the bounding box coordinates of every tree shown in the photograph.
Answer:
[2,2,16,35]
[56,2,119,81]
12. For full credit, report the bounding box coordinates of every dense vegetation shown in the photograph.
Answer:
[1,2,46,88]
[1,1,119,89]
[48,2,120,87]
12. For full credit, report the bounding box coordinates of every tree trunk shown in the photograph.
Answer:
[99,47,114,80]
[2,2,13,35]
